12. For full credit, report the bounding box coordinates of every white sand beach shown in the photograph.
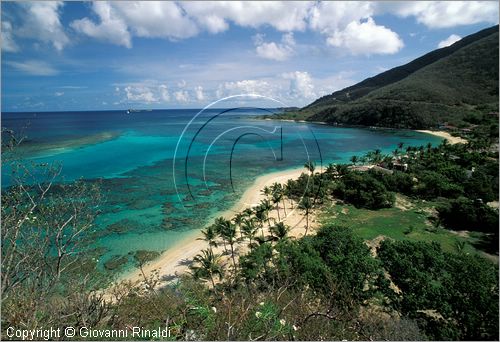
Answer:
[116,167,316,288]
[416,130,468,145]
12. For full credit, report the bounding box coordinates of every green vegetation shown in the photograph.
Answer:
[379,240,499,340]
[331,171,395,209]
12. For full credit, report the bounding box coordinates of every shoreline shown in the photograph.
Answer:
[415,130,467,145]
[116,167,307,287]
[262,117,468,145]
[113,126,459,288]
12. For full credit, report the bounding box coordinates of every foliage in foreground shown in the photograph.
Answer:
[379,240,499,340]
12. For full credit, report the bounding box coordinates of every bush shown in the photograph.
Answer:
[413,170,463,199]
[332,171,395,209]
[311,225,381,303]
[369,169,415,194]
[378,240,499,340]
[437,196,499,233]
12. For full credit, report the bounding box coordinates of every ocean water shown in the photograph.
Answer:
[2,108,442,274]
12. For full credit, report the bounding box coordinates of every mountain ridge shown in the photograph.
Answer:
[283,25,499,129]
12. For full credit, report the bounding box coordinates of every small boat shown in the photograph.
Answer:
[126,108,142,114]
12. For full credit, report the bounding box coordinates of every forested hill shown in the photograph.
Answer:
[285,25,499,129]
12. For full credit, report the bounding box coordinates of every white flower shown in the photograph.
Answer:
[211,306,217,313]
[279,319,286,326]
[259,302,265,306]
[293,325,298,331]
[255,311,262,318]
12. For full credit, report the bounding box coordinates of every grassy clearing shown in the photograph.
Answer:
[320,197,484,255]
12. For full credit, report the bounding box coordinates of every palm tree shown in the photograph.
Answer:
[304,161,315,174]
[241,218,258,250]
[365,151,374,163]
[242,207,254,218]
[190,249,224,291]
[254,205,268,239]
[373,149,382,164]
[280,188,287,216]
[298,197,313,236]
[259,199,273,228]
[261,185,272,198]
[272,182,287,216]
[350,155,359,166]
[214,217,228,254]
[325,163,336,179]
[218,218,238,270]
[335,164,349,177]
[269,222,289,242]
[285,180,296,208]
[271,183,284,220]
[197,224,218,253]
[233,212,245,239]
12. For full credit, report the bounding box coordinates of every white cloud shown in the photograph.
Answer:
[10,1,495,54]
[70,2,131,48]
[6,60,59,76]
[216,79,277,98]
[124,85,158,103]
[17,1,69,51]
[254,33,296,61]
[438,34,462,48]
[70,1,312,46]
[174,90,189,102]
[117,82,198,103]
[1,21,20,52]
[71,2,197,47]
[112,2,198,40]
[177,79,187,88]
[182,1,313,32]
[307,2,402,56]
[213,71,351,106]
[389,1,499,29]
[326,18,404,56]
[159,84,170,101]
[309,1,374,33]
[283,71,316,99]
[194,86,205,101]
[54,91,64,96]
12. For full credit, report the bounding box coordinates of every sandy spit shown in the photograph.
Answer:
[415,130,467,145]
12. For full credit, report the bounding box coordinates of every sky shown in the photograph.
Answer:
[1,1,498,112]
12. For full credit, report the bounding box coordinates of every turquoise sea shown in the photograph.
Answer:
[2,108,442,274]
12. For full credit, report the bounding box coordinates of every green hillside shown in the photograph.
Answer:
[282,26,499,129]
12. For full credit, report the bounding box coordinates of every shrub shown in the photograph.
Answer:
[332,172,395,209]
[378,240,499,340]
[437,196,499,233]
